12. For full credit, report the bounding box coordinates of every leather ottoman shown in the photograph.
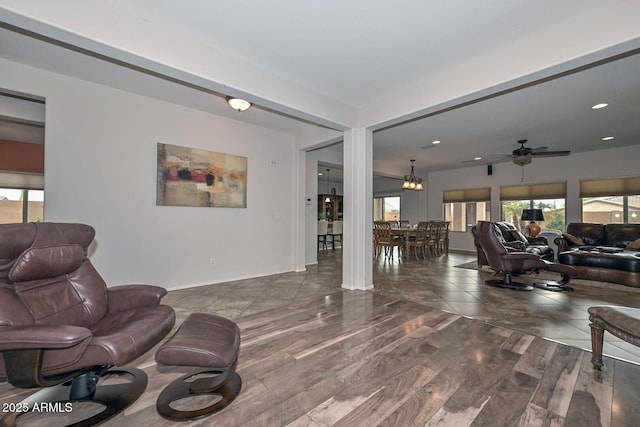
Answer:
[155,312,242,421]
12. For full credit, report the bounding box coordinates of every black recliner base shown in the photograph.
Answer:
[485,272,534,291]
[533,281,574,292]
[485,278,534,291]
[156,367,242,421]
[0,367,147,427]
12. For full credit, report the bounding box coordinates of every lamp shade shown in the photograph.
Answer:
[521,208,545,222]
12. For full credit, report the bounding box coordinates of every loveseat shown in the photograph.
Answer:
[555,222,640,287]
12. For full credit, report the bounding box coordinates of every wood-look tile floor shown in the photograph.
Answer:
[2,250,640,426]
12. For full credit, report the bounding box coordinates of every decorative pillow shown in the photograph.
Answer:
[9,244,85,282]
[626,238,640,250]
[563,233,585,246]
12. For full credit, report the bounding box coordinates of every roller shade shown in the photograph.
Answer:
[500,182,566,201]
[443,187,490,203]
[580,177,640,197]
[0,172,44,190]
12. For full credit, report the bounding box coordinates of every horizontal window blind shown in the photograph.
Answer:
[500,182,566,201]
[580,176,640,197]
[0,172,44,190]
[443,187,490,203]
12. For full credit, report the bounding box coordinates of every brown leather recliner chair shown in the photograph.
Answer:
[474,221,575,291]
[0,222,176,426]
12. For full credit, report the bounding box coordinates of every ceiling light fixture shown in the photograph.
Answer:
[591,103,608,110]
[602,136,615,141]
[432,140,441,145]
[474,156,482,161]
[402,160,424,191]
[226,96,252,112]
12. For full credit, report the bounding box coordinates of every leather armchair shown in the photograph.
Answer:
[495,221,554,261]
[0,222,176,426]
[474,221,575,291]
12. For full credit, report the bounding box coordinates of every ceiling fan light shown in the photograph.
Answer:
[226,96,252,112]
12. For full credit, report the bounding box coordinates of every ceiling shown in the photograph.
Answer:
[1,1,640,178]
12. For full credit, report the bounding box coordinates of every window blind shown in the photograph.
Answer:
[443,187,490,203]
[500,182,566,201]
[0,172,44,190]
[580,176,640,197]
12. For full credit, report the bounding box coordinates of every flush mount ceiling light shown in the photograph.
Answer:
[226,96,252,112]
[402,160,424,191]
[602,136,615,141]
[432,140,441,145]
[591,102,608,110]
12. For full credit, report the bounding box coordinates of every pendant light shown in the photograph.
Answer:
[402,160,424,191]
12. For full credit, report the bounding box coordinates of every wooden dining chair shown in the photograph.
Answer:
[406,221,429,260]
[398,219,410,228]
[431,221,444,255]
[418,221,436,257]
[437,221,450,255]
[373,221,402,260]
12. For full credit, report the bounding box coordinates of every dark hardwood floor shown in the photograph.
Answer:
[2,250,640,426]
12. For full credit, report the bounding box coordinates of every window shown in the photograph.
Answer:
[0,188,44,224]
[374,196,400,222]
[580,177,640,223]
[443,188,490,232]
[500,182,567,233]
[501,199,566,232]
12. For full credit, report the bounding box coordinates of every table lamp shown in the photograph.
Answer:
[521,208,545,237]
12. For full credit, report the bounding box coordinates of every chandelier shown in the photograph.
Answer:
[402,159,424,191]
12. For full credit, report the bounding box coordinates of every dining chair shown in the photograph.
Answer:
[431,221,444,255]
[330,220,343,250]
[440,221,451,253]
[406,221,429,260]
[418,221,435,257]
[317,220,329,252]
[398,219,410,228]
[373,221,403,260]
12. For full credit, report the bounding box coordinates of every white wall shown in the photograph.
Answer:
[2,58,297,289]
[428,144,640,252]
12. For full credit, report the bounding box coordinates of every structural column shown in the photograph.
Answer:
[342,128,373,290]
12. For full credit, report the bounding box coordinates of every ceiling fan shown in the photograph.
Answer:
[492,139,571,166]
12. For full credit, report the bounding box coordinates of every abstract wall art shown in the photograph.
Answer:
[156,143,247,208]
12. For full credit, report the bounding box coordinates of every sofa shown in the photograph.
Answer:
[472,221,554,269]
[555,222,640,287]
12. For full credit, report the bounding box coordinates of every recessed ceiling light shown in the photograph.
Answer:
[432,140,441,145]
[474,156,482,161]
[592,103,608,110]
[602,136,615,141]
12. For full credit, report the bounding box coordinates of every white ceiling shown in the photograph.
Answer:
[1,1,640,178]
[105,0,614,108]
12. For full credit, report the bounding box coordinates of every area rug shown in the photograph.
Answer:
[454,261,640,293]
